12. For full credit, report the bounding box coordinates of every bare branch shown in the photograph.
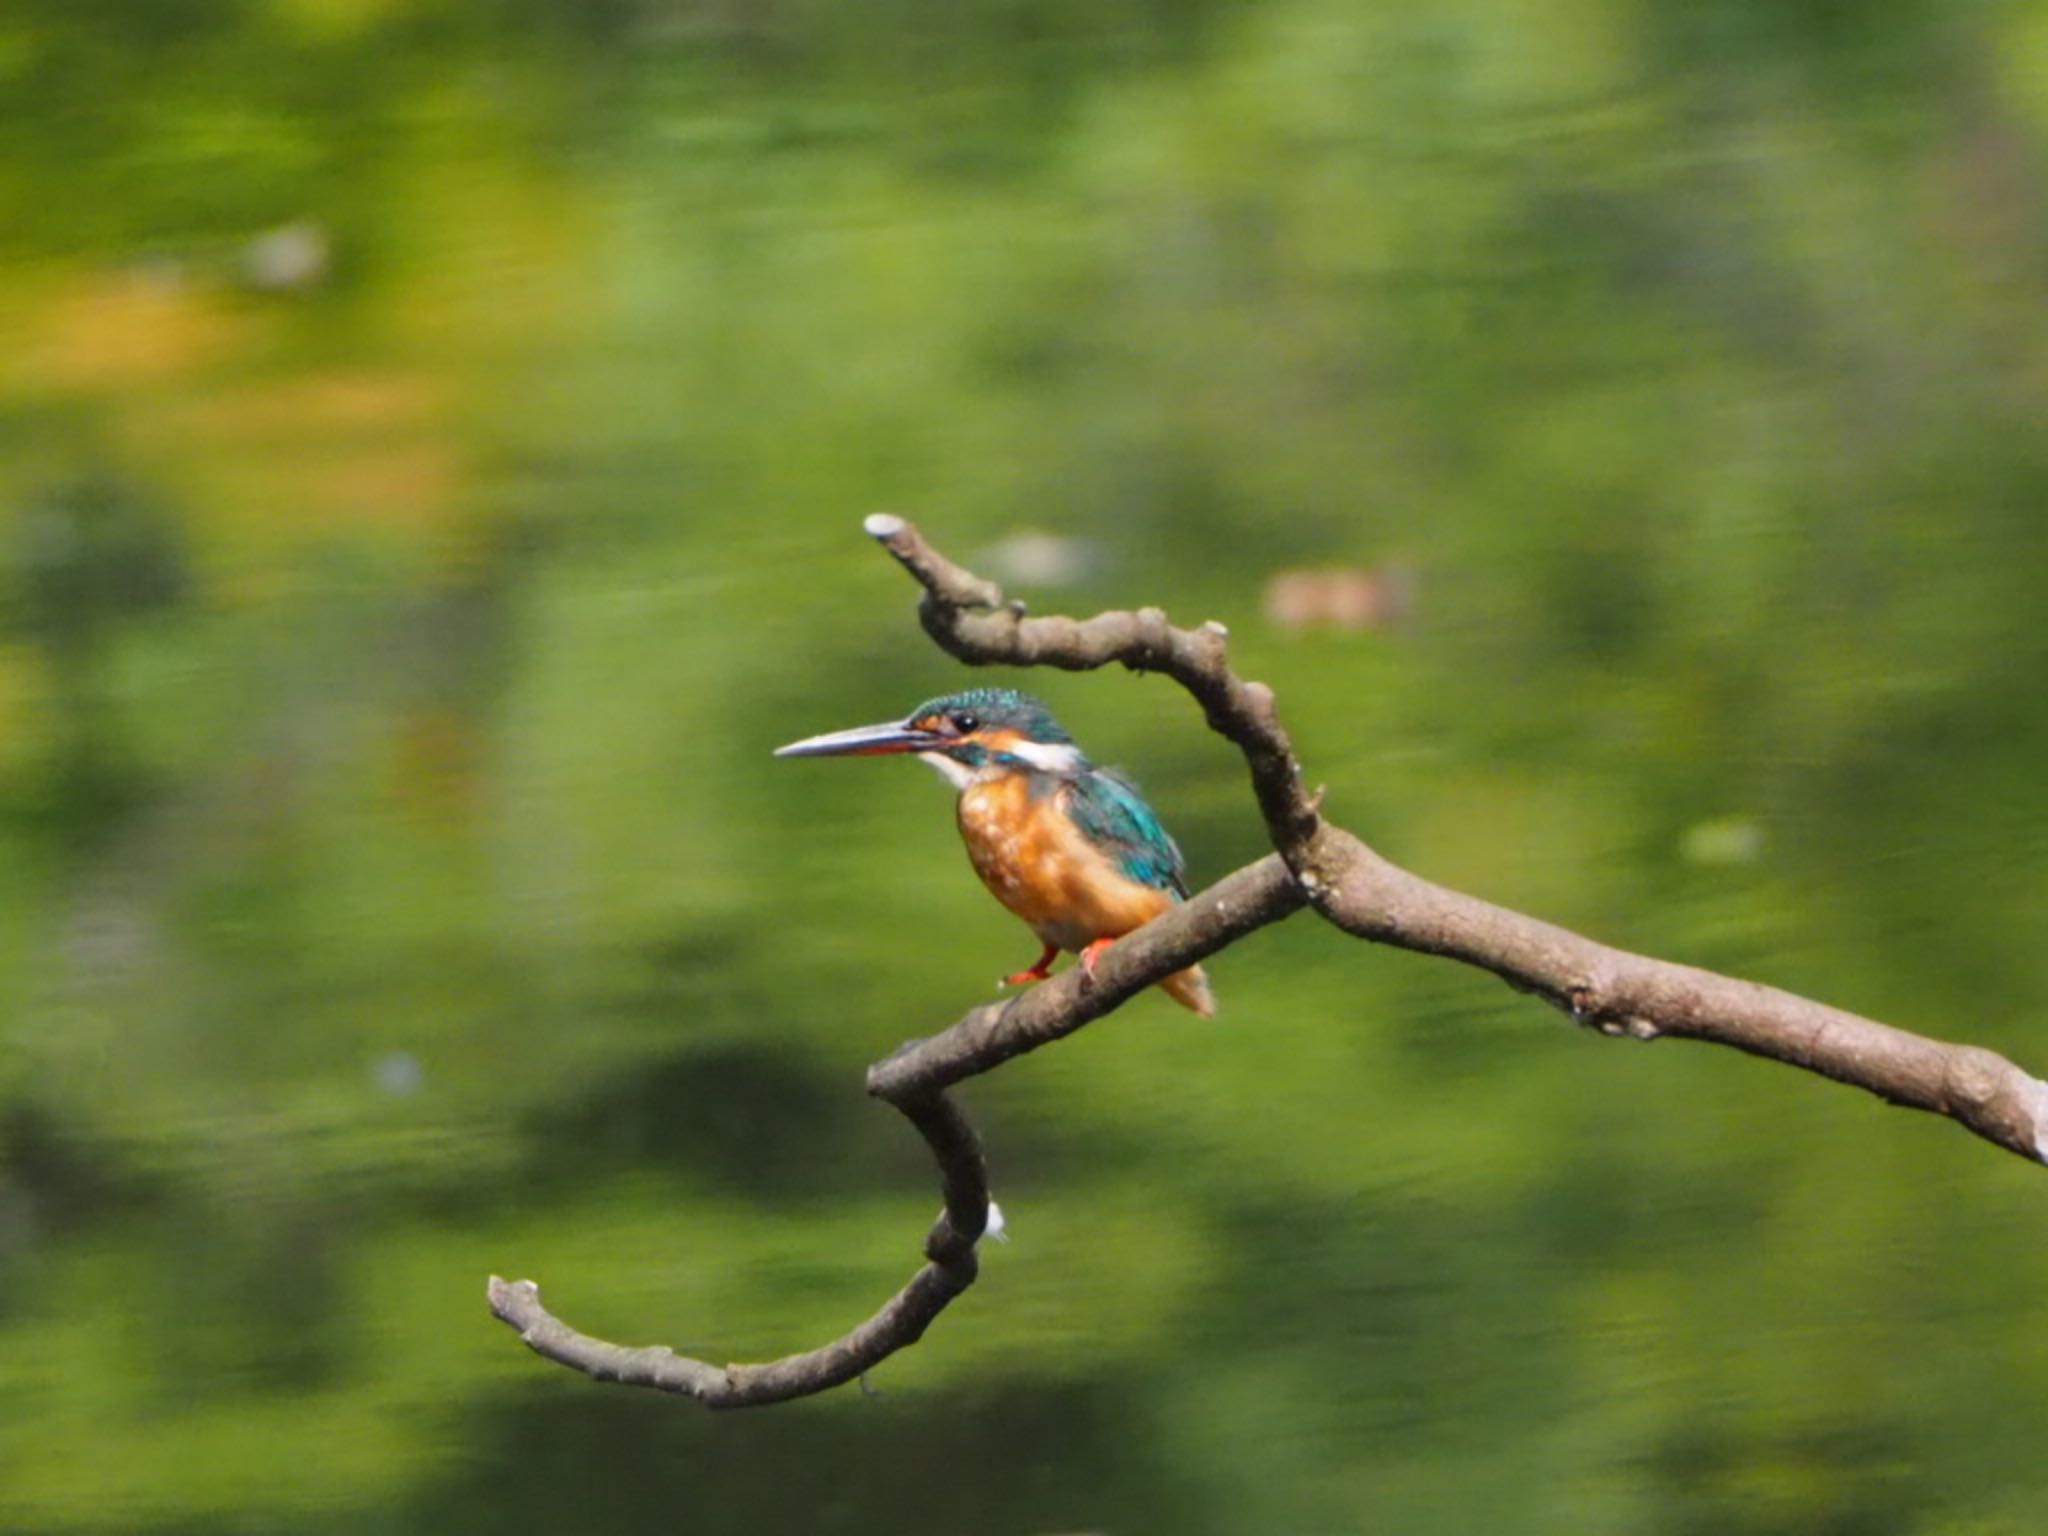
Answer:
[490,513,2048,1412]
[487,849,1309,1403]
[1297,827,2048,1162]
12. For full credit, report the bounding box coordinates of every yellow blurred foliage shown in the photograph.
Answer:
[169,372,443,440]
[131,369,470,563]
[18,271,255,395]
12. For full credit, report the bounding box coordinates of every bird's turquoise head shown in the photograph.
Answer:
[774,687,1084,775]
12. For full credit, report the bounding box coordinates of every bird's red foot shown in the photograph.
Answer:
[1002,942,1060,988]
[1079,937,1116,976]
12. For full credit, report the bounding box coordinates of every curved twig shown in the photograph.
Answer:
[488,1090,988,1408]
[490,514,2048,1411]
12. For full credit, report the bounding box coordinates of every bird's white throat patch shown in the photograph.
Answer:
[917,751,976,789]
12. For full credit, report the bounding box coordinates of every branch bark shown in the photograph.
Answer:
[489,515,2048,1408]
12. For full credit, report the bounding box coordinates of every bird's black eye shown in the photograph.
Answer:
[950,712,978,734]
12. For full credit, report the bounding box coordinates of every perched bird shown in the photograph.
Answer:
[775,687,1214,1015]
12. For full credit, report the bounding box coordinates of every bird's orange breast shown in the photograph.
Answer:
[956,774,1174,953]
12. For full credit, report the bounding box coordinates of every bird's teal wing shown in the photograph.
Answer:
[1063,768,1190,899]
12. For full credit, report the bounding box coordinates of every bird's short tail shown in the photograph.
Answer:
[1160,963,1215,1017]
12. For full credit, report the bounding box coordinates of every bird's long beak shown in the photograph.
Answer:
[773,718,942,759]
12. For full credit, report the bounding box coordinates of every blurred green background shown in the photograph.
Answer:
[4,0,2048,1531]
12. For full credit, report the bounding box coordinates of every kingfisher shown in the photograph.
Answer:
[774,687,1214,1015]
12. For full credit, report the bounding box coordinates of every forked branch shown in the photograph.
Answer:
[489,516,2048,1408]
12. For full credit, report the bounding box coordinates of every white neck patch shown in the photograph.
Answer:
[917,739,1082,792]
[1005,739,1083,773]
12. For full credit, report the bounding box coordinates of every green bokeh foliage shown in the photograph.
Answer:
[2,0,2047,1531]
